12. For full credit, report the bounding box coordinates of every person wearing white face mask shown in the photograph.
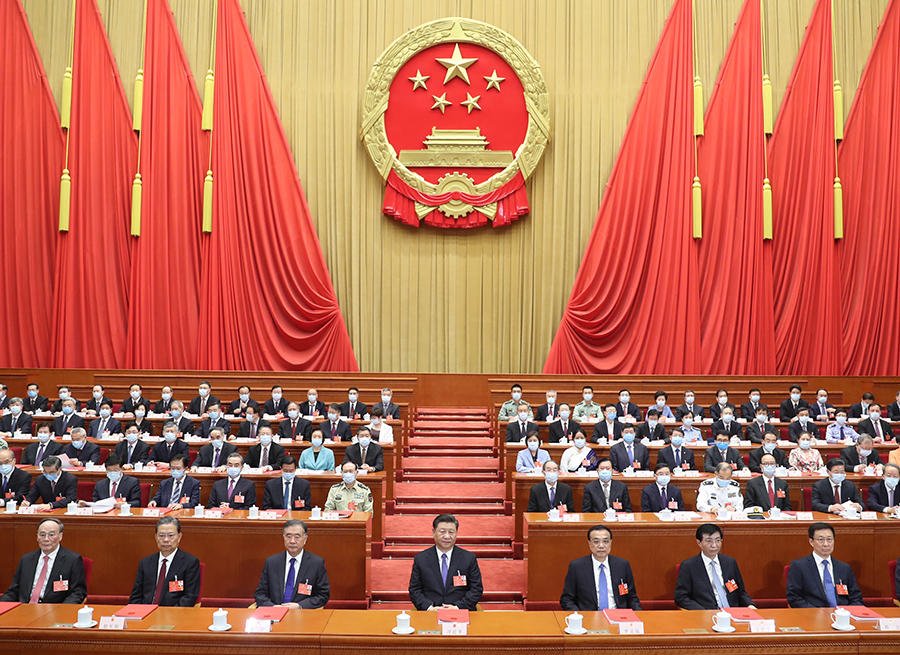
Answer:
[866,462,900,514]
[858,403,896,443]
[367,406,394,444]
[62,427,100,467]
[695,463,744,513]
[121,383,152,416]
[228,385,260,418]
[825,408,859,443]
[0,398,32,436]
[149,421,190,469]
[811,389,835,421]
[582,458,631,512]
[82,454,141,508]
[679,412,704,444]
[505,403,540,443]
[499,384,532,422]
[591,404,624,442]
[740,388,768,421]
[746,409,778,444]
[22,424,63,465]
[376,388,400,420]
[516,432,550,472]
[708,389,736,422]
[247,426,284,470]
[278,402,313,441]
[299,428,336,471]
[748,432,786,472]
[207,453,255,509]
[126,406,154,437]
[188,381,220,417]
[637,409,668,442]
[811,459,862,514]
[236,406,271,440]
[152,386,176,414]
[656,428,697,471]
[196,402,230,439]
[263,385,290,417]
[262,456,312,510]
[51,399,85,437]
[342,427,384,472]
[710,408,743,441]
[573,386,601,422]
[779,384,809,422]
[527,460,574,512]
[848,392,876,420]
[0,448,32,506]
[788,408,821,442]
[548,404,580,443]
[51,386,82,414]
[167,400,195,436]
[744,453,792,511]
[300,389,327,418]
[324,462,373,512]
[616,390,641,422]
[339,387,368,420]
[85,384,113,415]
[675,390,705,422]
[88,401,122,439]
[113,426,150,469]
[640,463,685,512]
[535,390,561,422]
[191,426,237,471]
[647,391,676,421]
[788,431,824,473]
[559,430,599,474]
[148,453,200,509]
[323,403,352,442]
[839,433,884,474]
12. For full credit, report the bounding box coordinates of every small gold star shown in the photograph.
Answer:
[484,70,505,91]
[408,70,429,91]
[435,44,478,85]
[431,93,452,114]
[461,93,482,114]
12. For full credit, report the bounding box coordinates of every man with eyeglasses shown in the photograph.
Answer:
[786,522,863,607]
[674,523,755,609]
[254,519,330,609]
[560,524,641,611]
[1,518,86,603]
[129,516,201,606]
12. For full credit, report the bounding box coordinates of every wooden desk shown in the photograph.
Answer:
[513,471,880,545]
[0,509,370,606]
[523,512,900,609]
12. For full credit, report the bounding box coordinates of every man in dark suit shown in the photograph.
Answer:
[262,457,312,511]
[614,390,642,422]
[188,381,219,416]
[609,427,650,472]
[811,459,863,514]
[322,404,353,442]
[527,461,574,513]
[207,453,255,509]
[708,390,737,422]
[641,463,684,512]
[674,523,755,609]
[87,402,122,438]
[788,408,820,441]
[637,409,668,442]
[121,384,152,415]
[151,386,176,414]
[236,406,271,439]
[299,389,327,418]
[747,433,787,472]
[710,407,743,440]
[22,425,63,465]
[786,522,863,607]
[167,401,195,436]
[582,459,632,512]
[704,434,747,473]
[254,519,330,608]
[342,427,384,472]
[0,385,6,411]
[0,398,32,435]
[848,393,876,420]
[263,386,290,417]
[51,399,84,437]
[339,387,368,420]
[23,384,49,414]
[149,422,190,468]
[866,463,900,513]
[534,390,561,422]
[372,388,401,420]
[196,402,231,439]
[228,385,260,418]
[114,426,151,468]
[810,390,836,421]
[675,390,705,421]
[279,403,313,441]
[21,456,78,510]
[560,524,641,611]
[591,406,624,443]
[656,428,695,471]
[408,514,483,611]
[840,434,884,473]
[149,454,201,510]
[192,427,237,471]
[740,389,767,421]
[888,392,900,422]
[129,516,201,606]
[548,404,580,443]
[780,385,809,422]
[746,410,779,443]
[62,428,100,467]
[247,427,285,470]
[50,387,81,414]
[0,518,86,604]
[505,403,540,443]
[857,404,895,442]
[86,454,142,508]
[744,453,792,510]
[0,448,31,506]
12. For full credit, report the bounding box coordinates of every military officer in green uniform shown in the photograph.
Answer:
[498,384,533,421]
[324,462,373,512]
[573,385,602,422]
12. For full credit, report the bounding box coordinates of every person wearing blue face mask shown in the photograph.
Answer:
[113,426,151,469]
[197,402,231,439]
[499,384,531,422]
[263,385,290,417]
[82,454,141,508]
[23,383,49,414]
[236,406,271,440]
[744,453,792,511]
[788,407,820,442]
[21,456,78,510]
[0,448,33,507]
[582,458,632,512]
[656,428,697,471]
[22,424,63,465]
[247,426,285,470]
[300,389,327,418]
[637,408,668,442]
[825,408,860,444]
[51,386,82,414]
[640,463,685,512]
[262,456,312,511]
[278,402,314,441]
[188,381,220,417]
[126,407,154,437]
[675,390,705,422]
[866,462,900,514]
[704,433,746,473]
[192,426,237,471]
[121,383,152,416]
[207,453,256,509]
[746,408,779,444]
[748,432,787,472]
[149,454,201,509]
[152,385,176,414]
[505,403,541,443]
[51,399,85,438]
[324,462,373,512]
[62,427,100,467]
[695,463,744,513]
[228,384,261,418]
[548,404,581,443]
[591,404,624,443]
[149,421,191,470]
[516,431,551,472]
[88,401,122,439]
[710,408,743,442]
[0,398,33,437]
[559,430,599,473]
[527,460,574,512]
[811,458,862,514]
[166,400,195,436]
[779,384,809,422]
[608,426,650,472]
[299,429,336,471]
[679,412,705,444]
[342,427,384,472]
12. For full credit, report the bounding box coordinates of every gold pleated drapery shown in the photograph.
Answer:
[20,0,888,372]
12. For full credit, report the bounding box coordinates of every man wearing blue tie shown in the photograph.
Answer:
[674,524,755,609]
[254,520,330,609]
[262,457,312,511]
[408,514,483,610]
[786,523,863,607]
[560,525,641,611]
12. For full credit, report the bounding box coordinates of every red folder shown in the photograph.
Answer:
[251,606,289,622]
[261,509,287,517]
[0,602,21,616]
[602,609,639,623]
[114,604,158,619]
[436,608,470,624]
[724,607,763,621]
[844,606,884,620]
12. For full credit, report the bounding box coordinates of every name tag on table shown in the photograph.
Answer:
[441,622,468,635]
[674,513,693,521]
[877,618,900,631]
[322,512,339,520]
[750,619,776,633]
[618,621,644,634]
[788,470,802,477]
[260,511,280,520]
[861,511,878,520]
[142,509,161,517]
[617,513,635,522]
[74,507,92,516]
[205,510,224,519]
[196,467,213,474]
[245,618,273,633]
[99,616,126,630]
[18,506,35,514]
[796,512,814,520]
[562,513,580,522]
[684,470,701,477]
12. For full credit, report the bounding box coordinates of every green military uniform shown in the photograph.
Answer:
[573,400,601,422]
[498,398,532,421]
[324,480,373,512]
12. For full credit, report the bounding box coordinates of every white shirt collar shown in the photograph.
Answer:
[812,551,832,569]
[701,552,719,568]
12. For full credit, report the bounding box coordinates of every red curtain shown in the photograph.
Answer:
[50,0,135,368]
[198,0,358,371]
[768,0,841,375]
[696,0,776,374]
[0,0,64,367]
[838,0,900,376]
[544,0,700,374]
[125,0,205,369]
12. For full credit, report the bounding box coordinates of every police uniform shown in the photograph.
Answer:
[498,399,532,421]
[695,479,744,513]
[573,400,601,422]
[324,480,373,512]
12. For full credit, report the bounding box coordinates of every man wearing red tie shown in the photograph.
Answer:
[323,404,352,442]
[277,403,312,441]
[129,517,201,606]
[0,518,86,604]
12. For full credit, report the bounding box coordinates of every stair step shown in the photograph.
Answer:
[416,407,488,415]
[406,449,496,458]
[395,482,505,502]
[392,503,505,514]
[385,535,512,545]
[408,437,495,447]
[413,421,492,430]
[403,457,499,470]
[385,515,513,537]
[400,473,500,483]
[382,545,513,558]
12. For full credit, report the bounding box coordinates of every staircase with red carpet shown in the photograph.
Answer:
[370,407,524,609]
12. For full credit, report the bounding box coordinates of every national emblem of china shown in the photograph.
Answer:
[361,18,550,228]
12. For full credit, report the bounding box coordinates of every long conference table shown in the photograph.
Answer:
[0,605,898,654]
[0,509,370,607]
[523,511,900,609]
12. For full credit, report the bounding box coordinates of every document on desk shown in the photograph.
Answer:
[82,497,117,514]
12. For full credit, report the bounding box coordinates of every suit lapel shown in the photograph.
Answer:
[295,553,313,595]
[427,547,448,590]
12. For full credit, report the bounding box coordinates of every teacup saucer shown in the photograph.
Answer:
[73,620,97,629]
[831,622,855,631]
[208,623,231,632]
[392,626,415,635]
[564,626,587,635]
[712,625,736,633]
